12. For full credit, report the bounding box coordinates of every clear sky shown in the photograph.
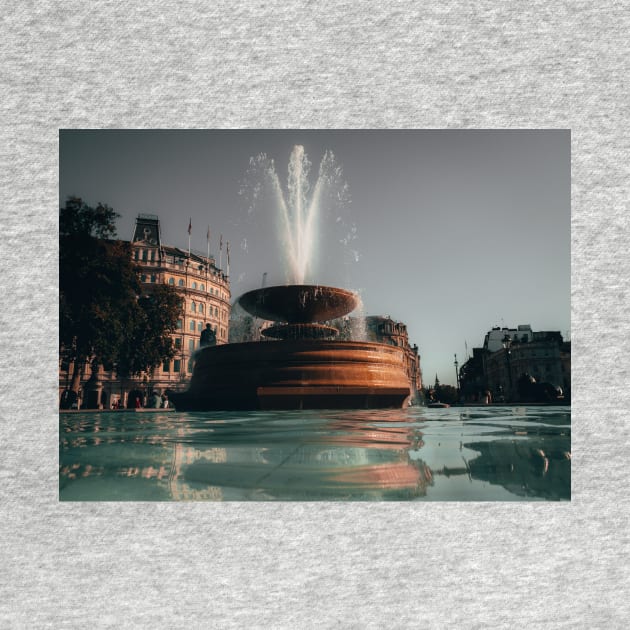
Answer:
[59,129,570,386]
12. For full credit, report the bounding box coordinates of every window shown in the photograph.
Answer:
[189,339,195,352]
[199,304,204,314]
[162,360,170,372]
[173,359,181,373]
[200,284,205,291]
[174,337,181,349]
[140,274,147,283]
[198,321,203,332]
[150,250,155,262]
[150,274,156,283]
[178,279,184,287]
[187,358,194,373]
[134,250,139,261]
[142,250,148,261]
[215,307,219,317]
[192,281,198,289]
[176,319,183,330]
[190,320,195,331]
[168,277,174,285]
[191,301,196,313]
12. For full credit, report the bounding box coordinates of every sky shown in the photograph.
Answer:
[59,129,570,386]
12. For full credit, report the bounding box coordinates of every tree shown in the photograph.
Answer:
[115,285,183,378]
[60,197,182,392]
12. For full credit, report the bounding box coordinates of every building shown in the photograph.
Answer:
[59,214,231,409]
[464,325,569,403]
[483,325,534,352]
[364,315,423,403]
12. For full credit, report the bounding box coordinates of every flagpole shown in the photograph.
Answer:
[226,241,230,277]
[207,225,211,260]
[188,217,192,257]
[219,234,223,270]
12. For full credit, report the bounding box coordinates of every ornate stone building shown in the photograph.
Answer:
[364,315,423,404]
[59,214,231,409]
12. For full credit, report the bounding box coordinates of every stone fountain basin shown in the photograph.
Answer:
[177,339,411,410]
[238,284,359,323]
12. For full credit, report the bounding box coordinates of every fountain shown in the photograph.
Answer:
[171,146,411,410]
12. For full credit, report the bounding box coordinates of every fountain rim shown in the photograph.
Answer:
[237,283,360,323]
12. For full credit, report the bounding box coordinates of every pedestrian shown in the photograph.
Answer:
[150,391,161,408]
[135,396,142,409]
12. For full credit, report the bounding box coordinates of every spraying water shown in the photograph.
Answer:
[242,145,351,285]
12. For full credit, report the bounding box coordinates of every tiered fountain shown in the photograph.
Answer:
[171,146,411,410]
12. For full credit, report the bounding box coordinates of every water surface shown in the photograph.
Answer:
[59,406,570,501]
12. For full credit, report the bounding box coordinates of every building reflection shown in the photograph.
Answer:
[59,411,570,501]
[463,438,570,500]
[59,411,432,500]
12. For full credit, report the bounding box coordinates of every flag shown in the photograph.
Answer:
[188,218,192,235]
[220,234,223,250]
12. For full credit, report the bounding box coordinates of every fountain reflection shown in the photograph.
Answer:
[59,407,570,501]
[179,412,431,499]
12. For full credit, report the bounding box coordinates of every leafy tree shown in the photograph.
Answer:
[60,197,182,392]
[115,285,183,377]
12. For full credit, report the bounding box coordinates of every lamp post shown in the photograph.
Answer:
[502,335,513,401]
[454,353,460,402]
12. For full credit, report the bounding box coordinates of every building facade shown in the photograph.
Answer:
[364,315,423,403]
[59,214,231,409]
[459,325,570,403]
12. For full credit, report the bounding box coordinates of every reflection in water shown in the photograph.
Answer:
[59,406,570,501]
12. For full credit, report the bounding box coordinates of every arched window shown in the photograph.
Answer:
[192,281,198,289]
[190,320,195,331]
[168,277,174,285]
[215,306,219,317]
[199,304,204,314]
[198,321,203,332]
[200,284,205,291]
[191,301,196,313]
[178,279,184,287]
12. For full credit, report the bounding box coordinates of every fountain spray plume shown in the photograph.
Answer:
[263,146,341,284]
[240,145,353,287]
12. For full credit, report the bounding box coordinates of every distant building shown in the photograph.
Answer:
[461,325,570,403]
[59,214,231,409]
[483,325,534,352]
[364,315,423,403]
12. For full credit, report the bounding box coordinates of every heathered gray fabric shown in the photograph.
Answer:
[1,1,628,628]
